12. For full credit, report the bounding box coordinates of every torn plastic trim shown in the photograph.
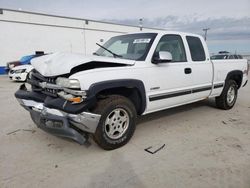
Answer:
[144,144,165,154]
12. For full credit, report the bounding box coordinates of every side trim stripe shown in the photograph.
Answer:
[192,86,212,93]
[149,90,191,101]
[149,83,224,102]
[213,83,224,89]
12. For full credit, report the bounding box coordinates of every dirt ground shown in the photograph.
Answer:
[0,75,250,188]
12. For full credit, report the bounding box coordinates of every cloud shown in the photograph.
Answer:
[1,0,249,20]
[105,16,250,41]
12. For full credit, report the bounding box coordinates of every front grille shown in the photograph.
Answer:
[29,69,58,97]
[31,69,56,83]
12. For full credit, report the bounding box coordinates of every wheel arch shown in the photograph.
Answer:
[225,70,243,89]
[88,79,147,115]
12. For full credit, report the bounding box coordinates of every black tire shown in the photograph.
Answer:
[215,80,238,110]
[92,95,137,150]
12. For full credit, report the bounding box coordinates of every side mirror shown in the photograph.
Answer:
[152,51,173,64]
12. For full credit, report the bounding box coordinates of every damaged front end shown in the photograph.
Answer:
[15,70,100,145]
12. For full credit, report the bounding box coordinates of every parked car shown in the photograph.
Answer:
[211,52,243,60]
[15,31,249,150]
[8,64,33,81]
[5,51,44,73]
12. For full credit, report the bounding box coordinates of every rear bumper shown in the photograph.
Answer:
[15,85,101,145]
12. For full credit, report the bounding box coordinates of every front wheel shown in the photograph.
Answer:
[92,95,137,150]
[215,80,238,110]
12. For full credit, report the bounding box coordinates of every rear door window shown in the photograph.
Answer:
[186,36,206,61]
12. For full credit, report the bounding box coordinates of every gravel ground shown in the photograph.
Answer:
[0,75,250,188]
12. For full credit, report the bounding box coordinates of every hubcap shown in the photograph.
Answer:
[227,86,235,105]
[104,108,129,139]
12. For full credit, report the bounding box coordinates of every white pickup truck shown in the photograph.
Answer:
[15,31,249,150]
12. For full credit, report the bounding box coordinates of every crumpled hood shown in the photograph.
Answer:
[31,52,135,77]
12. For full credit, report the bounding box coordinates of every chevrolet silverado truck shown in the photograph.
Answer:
[15,32,249,150]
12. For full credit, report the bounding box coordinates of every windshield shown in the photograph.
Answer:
[94,33,157,61]
[211,55,229,60]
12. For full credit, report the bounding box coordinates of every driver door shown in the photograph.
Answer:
[145,34,195,113]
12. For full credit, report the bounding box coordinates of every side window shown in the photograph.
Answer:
[229,55,234,59]
[186,36,206,61]
[155,35,187,62]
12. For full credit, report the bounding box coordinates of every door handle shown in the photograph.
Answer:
[184,68,192,74]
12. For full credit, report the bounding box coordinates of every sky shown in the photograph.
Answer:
[0,0,249,53]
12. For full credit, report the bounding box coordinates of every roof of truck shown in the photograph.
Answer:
[126,31,204,38]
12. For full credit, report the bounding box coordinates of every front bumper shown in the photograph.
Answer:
[15,85,101,145]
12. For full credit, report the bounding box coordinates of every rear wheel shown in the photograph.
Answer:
[92,95,137,150]
[215,80,238,110]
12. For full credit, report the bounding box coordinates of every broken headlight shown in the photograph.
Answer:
[56,77,86,104]
[56,77,81,89]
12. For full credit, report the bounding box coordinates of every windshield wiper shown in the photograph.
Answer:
[93,52,100,56]
[96,43,122,58]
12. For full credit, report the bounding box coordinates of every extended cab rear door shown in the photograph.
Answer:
[184,35,213,100]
